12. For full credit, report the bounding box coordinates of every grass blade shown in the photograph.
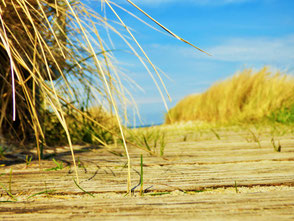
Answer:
[27,190,56,200]
[126,0,211,55]
[0,182,17,201]
[140,154,143,196]
[73,179,95,198]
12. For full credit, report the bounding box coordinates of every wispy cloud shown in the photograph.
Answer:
[208,35,294,64]
[151,35,294,67]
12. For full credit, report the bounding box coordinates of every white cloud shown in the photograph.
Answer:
[208,35,294,64]
[151,35,294,67]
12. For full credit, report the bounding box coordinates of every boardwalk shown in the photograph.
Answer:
[1,129,294,220]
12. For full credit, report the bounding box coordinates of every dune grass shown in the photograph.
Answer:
[0,0,207,192]
[43,105,119,147]
[166,67,294,125]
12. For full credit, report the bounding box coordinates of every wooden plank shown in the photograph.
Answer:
[1,189,294,220]
[1,131,294,219]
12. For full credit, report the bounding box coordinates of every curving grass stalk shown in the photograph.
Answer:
[0,0,207,192]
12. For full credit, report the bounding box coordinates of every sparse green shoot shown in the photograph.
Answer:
[248,129,261,148]
[211,128,221,140]
[27,190,56,200]
[149,192,171,196]
[234,181,239,193]
[73,179,95,198]
[0,170,17,201]
[25,155,33,168]
[271,137,282,152]
[0,182,17,201]
[9,168,12,195]
[126,127,167,156]
[0,146,7,159]
[140,154,144,196]
[44,158,64,171]
[160,133,166,156]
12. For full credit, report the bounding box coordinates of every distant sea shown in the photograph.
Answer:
[127,122,162,129]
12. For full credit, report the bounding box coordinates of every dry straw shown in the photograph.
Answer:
[166,67,294,124]
[0,0,207,193]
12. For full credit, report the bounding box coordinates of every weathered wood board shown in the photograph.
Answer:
[1,130,294,220]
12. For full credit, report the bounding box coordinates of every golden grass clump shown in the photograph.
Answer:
[166,67,294,124]
[43,105,119,147]
[0,0,207,191]
[0,0,131,184]
[0,0,206,145]
[0,0,64,144]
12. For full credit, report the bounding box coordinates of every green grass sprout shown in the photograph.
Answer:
[0,182,17,201]
[25,155,33,168]
[150,192,171,196]
[211,128,221,140]
[234,181,239,193]
[140,154,144,196]
[44,158,64,171]
[271,138,282,152]
[73,179,95,198]
[27,190,56,200]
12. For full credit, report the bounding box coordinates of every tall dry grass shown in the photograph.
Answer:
[0,0,207,192]
[166,67,294,124]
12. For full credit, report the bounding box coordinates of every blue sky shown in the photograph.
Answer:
[89,0,294,126]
